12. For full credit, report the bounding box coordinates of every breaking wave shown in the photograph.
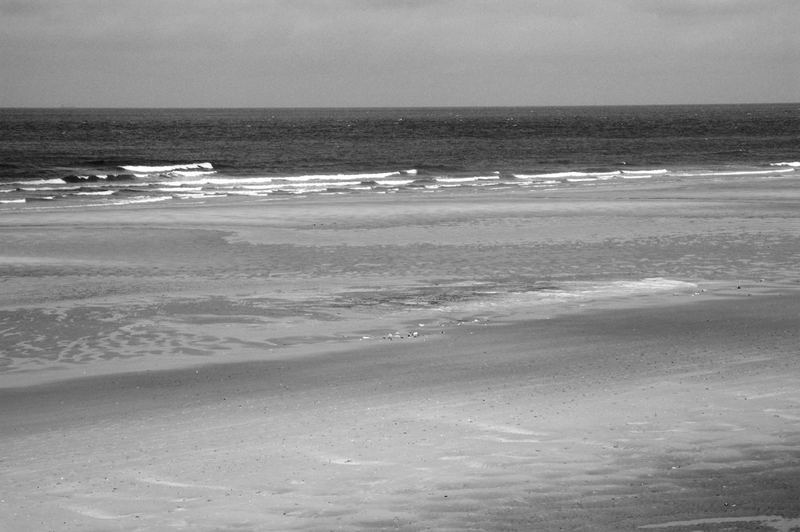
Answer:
[1,161,796,210]
[120,162,214,173]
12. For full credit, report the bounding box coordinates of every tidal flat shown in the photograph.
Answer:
[2,177,799,530]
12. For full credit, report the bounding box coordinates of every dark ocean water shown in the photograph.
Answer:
[1,105,798,207]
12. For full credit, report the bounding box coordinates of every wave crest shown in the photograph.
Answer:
[120,162,214,173]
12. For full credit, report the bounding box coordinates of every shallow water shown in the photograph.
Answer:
[1,175,799,385]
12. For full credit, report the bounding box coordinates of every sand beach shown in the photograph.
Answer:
[2,176,799,531]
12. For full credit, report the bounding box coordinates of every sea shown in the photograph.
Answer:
[1,104,798,208]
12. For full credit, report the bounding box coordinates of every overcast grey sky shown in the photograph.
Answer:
[1,0,798,107]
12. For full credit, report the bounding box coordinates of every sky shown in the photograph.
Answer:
[1,0,798,107]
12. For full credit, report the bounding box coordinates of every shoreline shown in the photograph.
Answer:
[0,278,775,390]
[2,286,795,409]
[0,286,789,403]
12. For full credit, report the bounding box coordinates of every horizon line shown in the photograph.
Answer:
[2,102,799,111]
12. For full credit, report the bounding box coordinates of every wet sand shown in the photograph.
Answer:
[2,292,800,531]
[2,178,800,530]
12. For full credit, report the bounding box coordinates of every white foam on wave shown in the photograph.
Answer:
[770,161,800,167]
[374,179,415,186]
[280,172,399,182]
[9,178,65,186]
[120,162,214,173]
[224,190,273,197]
[240,181,362,191]
[171,172,402,187]
[240,184,288,191]
[155,186,204,192]
[0,198,26,204]
[174,192,221,200]
[108,196,172,206]
[75,190,115,196]
[514,169,669,181]
[514,171,579,179]
[437,176,500,183]
[677,168,794,177]
[514,170,622,179]
[622,169,668,175]
[18,186,80,192]
[174,176,275,186]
